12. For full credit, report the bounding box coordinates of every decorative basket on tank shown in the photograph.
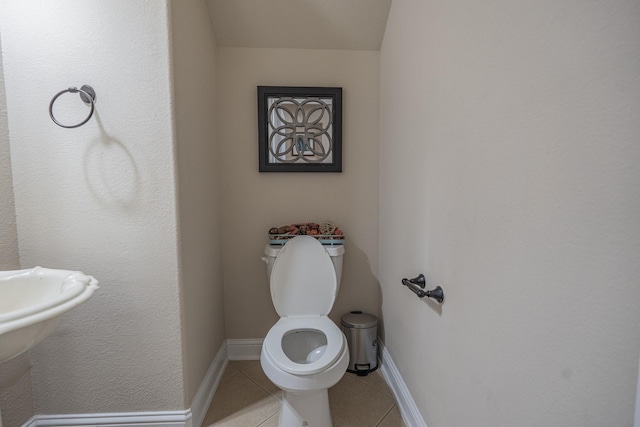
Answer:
[268,222,345,246]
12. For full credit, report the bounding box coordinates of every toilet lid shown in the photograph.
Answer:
[270,236,337,316]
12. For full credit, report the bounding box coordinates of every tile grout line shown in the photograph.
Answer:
[240,371,282,403]
[228,362,400,426]
[339,374,397,426]
[238,366,284,403]
[231,360,394,400]
[237,369,282,422]
[270,372,395,424]
[374,403,398,427]
[223,367,241,380]
[345,359,395,396]
[255,410,280,427]
[228,361,251,372]
[215,363,279,427]
[346,372,396,399]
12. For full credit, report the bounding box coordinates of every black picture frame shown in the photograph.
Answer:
[258,86,342,172]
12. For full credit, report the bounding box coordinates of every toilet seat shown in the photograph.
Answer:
[264,316,345,376]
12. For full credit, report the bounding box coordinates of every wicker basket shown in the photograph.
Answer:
[267,233,345,246]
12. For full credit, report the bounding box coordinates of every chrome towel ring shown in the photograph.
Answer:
[49,85,96,128]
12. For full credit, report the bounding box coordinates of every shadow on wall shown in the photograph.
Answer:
[330,243,384,342]
[402,272,444,317]
[373,266,445,351]
[83,111,141,212]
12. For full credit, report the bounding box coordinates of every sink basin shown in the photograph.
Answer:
[0,267,98,363]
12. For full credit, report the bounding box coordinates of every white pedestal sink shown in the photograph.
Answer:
[0,267,98,427]
[0,266,99,363]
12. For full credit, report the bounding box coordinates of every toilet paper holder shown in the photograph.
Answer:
[402,274,444,304]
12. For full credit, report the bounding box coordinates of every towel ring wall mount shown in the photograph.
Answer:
[49,85,96,128]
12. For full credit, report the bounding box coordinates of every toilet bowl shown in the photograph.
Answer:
[260,236,348,427]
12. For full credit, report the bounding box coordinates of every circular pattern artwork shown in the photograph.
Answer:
[267,97,333,163]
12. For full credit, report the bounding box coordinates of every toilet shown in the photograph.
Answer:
[261,236,349,427]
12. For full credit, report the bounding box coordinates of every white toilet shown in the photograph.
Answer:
[261,236,349,427]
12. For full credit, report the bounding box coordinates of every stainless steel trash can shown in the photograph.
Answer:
[341,311,378,376]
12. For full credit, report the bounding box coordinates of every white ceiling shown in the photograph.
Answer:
[206,0,392,51]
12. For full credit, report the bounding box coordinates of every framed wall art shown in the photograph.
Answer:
[257,86,342,172]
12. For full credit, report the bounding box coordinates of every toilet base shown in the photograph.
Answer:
[279,389,332,427]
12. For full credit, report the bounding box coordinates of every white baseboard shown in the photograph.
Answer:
[21,341,230,427]
[20,338,425,427]
[378,339,428,427]
[190,342,228,427]
[21,410,192,427]
[226,338,263,360]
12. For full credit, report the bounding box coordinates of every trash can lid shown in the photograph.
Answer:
[341,311,378,329]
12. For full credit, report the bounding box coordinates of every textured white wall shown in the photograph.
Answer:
[0,31,34,427]
[0,356,33,427]
[217,48,380,338]
[0,30,19,271]
[0,0,185,415]
[379,0,640,426]
[169,0,226,407]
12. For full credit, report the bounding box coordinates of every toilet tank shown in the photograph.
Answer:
[263,243,345,291]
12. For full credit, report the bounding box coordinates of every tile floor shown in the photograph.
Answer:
[202,360,406,427]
